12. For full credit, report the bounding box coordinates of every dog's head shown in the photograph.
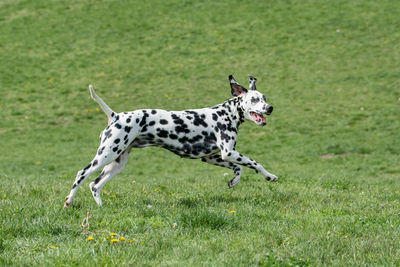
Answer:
[229,75,273,126]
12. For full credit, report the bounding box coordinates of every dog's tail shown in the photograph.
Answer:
[89,85,116,122]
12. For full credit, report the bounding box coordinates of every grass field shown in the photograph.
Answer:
[1,0,399,265]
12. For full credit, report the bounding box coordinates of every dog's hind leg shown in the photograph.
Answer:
[201,154,242,188]
[89,149,130,206]
[64,146,124,208]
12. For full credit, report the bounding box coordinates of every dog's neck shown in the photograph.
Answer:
[213,96,246,127]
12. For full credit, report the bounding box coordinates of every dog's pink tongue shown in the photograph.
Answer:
[254,113,266,123]
[259,114,266,124]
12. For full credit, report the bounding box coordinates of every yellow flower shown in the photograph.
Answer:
[119,236,126,241]
[49,246,55,249]
[229,210,236,214]
[110,232,117,236]
[86,236,94,241]
[111,238,119,243]
[129,239,136,243]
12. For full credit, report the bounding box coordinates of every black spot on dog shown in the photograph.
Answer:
[178,136,189,143]
[175,125,190,134]
[171,114,185,125]
[169,133,178,139]
[149,121,156,126]
[217,110,227,117]
[216,122,227,131]
[160,119,168,125]
[98,146,105,155]
[191,135,203,143]
[77,175,85,184]
[141,125,148,132]
[124,135,128,140]
[114,138,120,144]
[92,160,98,167]
[136,118,140,123]
[220,131,230,143]
[112,146,118,152]
[186,116,192,120]
[212,113,218,121]
[94,171,105,184]
[126,118,131,123]
[193,113,208,127]
[115,123,122,129]
[125,126,132,133]
[157,129,169,138]
[139,111,149,127]
[83,163,91,171]
[102,129,113,143]
[151,110,157,114]
[204,132,217,144]
[115,156,121,163]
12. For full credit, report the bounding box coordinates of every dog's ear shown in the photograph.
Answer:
[229,75,248,96]
[249,75,257,90]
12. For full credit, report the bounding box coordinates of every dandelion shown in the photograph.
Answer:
[110,232,117,236]
[49,245,55,249]
[129,239,136,243]
[120,236,126,241]
[111,238,119,243]
[86,236,94,241]
[229,210,236,214]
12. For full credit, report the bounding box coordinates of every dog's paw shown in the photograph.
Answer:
[64,196,72,208]
[228,177,240,189]
[89,182,103,206]
[265,173,278,182]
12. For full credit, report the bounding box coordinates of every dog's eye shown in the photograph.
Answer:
[251,97,259,103]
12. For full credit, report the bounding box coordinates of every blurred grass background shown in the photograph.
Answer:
[0,0,399,265]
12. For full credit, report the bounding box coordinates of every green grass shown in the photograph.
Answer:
[1,0,400,265]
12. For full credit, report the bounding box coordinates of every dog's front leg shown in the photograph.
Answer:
[201,154,242,188]
[221,150,278,182]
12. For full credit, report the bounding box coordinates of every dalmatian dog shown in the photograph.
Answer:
[64,75,277,207]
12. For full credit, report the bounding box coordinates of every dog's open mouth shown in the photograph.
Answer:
[250,112,267,125]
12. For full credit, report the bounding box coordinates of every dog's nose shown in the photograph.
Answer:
[267,105,273,114]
